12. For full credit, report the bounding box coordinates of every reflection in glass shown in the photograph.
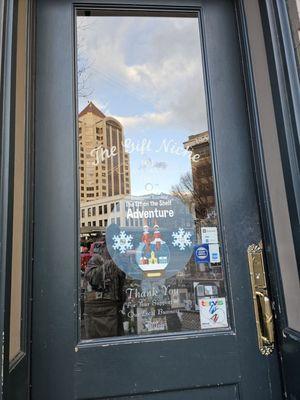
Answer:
[10,0,28,362]
[77,13,228,339]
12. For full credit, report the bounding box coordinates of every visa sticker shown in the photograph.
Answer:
[209,243,221,263]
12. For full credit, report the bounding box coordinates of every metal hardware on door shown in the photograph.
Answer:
[247,241,275,355]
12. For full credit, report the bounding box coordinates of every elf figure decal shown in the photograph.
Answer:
[141,225,151,253]
[136,223,169,277]
[152,224,163,251]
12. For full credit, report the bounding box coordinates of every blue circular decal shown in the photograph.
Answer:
[106,194,195,279]
[196,247,208,260]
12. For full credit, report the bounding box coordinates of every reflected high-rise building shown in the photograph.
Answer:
[183,132,215,219]
[78,101,131,203]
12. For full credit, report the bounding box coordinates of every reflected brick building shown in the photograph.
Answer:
[183,132,215,219]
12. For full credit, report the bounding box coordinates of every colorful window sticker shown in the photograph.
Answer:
[199,297,228,329]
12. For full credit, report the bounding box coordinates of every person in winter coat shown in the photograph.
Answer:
[84,247,126,339]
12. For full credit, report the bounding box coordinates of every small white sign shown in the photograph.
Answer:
[145,317,167,332]
[201,227,218,244]
[209,243,221,263]
[199,297,228,329]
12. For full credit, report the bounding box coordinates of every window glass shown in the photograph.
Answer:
[286,0,300,76]
[9,0,27,362]
[78,13,229,339]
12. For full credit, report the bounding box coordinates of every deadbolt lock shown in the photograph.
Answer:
[247,241,275,356]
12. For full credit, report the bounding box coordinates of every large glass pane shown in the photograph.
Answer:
[77,12,229,339]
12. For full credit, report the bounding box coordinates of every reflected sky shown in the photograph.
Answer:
[77,16,208,195]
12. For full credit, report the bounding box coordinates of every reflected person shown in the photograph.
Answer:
[84,246,126,339]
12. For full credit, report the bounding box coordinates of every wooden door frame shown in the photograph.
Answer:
[0,1,18,399]
[255,0,300,398]
[0,1,35,399]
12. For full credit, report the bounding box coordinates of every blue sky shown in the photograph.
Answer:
[77,16,208,195]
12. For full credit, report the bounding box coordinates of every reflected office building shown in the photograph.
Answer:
[79,101,131,201]
[79,102,131,231]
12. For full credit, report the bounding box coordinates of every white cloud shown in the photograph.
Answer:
[77,16,208,133]
[113,111,172,129]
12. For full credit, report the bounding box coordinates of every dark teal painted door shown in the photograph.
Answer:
[31,1,283,399]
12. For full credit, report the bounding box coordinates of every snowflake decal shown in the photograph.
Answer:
[112,231,133,254]
[172,228,192,251]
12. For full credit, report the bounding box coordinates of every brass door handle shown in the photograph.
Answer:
[255,290,275,354]
[248,242,275,355]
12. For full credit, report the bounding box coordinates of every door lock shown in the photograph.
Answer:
[247,241,275,355]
